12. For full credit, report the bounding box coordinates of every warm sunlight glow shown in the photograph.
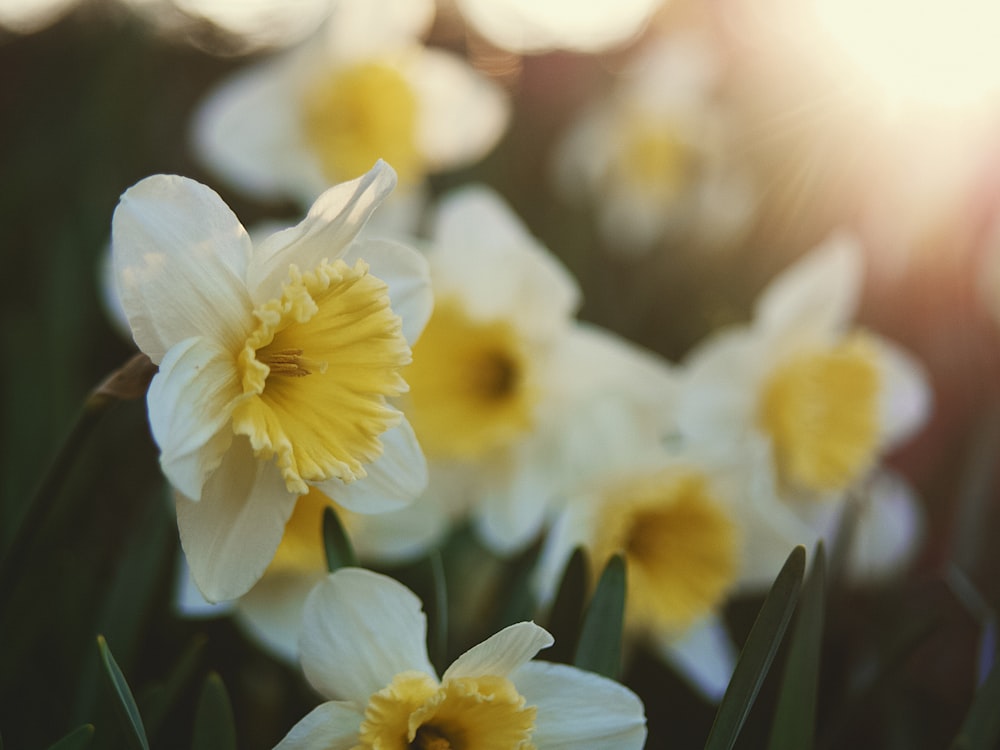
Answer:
[816,0,1000,111]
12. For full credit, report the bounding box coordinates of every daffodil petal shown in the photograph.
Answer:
[351,493,449,564]
[843,469,925,583]
[314,419,427,514]
[300,568,436,704]
[236,569,326,665]
[510,661,647,750]
[442,622,553,682]
[474,446,555,555]
[342,237,433,345]
[323,0,434,61]
[430,186,580,340]
[876,337,933,449]
[411,48,509,171]
[248,161,397,304]
[176,436,298,603]
[173,555,236,619]
[655,615,737,702]
[191,54,323,204]
[755,231,863,338]
[274,701,364,750]
[147,336,239,501]
[112,175,254,362]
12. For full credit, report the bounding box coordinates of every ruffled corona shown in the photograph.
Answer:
[758,333,881,493]
[233,258,411,494]
[591,469,739,635]
[301,61,423,185]
[357,670,537,750]
[614,111,693,201]
[404,298,536,460]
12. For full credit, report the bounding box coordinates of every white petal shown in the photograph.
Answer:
[274,701,364,750]
[755,231,863,338]
[248,161,398,304]
[341,237,433,345]
[430,186,580,340]
[655,615,737,702]
[532,502,592,612]
[844,469,925,583]
[351,493,450,565]
[190,53,325,205]
[323,0,434,61]
[300,568,435,704]
[147,337,239,501]
[510,661,647,750]
[315,419,427,514]
[876,337,933,450]
[176,437,299,603]
[112,174,254,362]
[235,569,326,665]
[442,622,553,681]
[410,48,510,170]
[173,554,236,619]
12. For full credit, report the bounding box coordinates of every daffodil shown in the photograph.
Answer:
[274,567,647,750]
[111,161,433,602]
[533,400,804,700]
[675,232,931,581]
[191,0,509,207]
[400,185,677,554]
[553,32,756,255]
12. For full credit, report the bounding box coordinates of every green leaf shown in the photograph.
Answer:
[573,554,626,680]
[491,541,542,632]
[137,634,207,742]
[96,635,149,750]
[322,506,357,571]
[47,725,95,750]
[948,631,1000,750]
[766,543,826,750]
[704,545,806,750]
[191,672,237,750]
[427,550,449,674]
[545,547,589,665]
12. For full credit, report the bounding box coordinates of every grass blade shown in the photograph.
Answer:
[948,631,1000,750]
[96,635,149,750]
[322,506,357,571]
[573,554,626,680]
[191,672,237,750]
[704,545,806,750]
[47,725,94,750]
[766,543,826,750]
[545,547,589,665]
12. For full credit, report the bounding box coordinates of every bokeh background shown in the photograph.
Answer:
[3,0,1000,747]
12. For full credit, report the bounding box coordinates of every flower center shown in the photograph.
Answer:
[301,60,423,186]
[591,468,739,634]
[758,333,881,495]
[233,258,410,495]
[615,112,693,198]
[358,671,537,750]
[403,298,535,460]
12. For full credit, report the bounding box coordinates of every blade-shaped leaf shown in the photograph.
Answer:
[948,627,1000,750]
[427,550,449,674]
[545,547,589,665]
[191,672,237,750]
[573,554,626,680]
[322,506,357,571]
[47,725,94,750]
[97,635,149,750]
[766,543,826,750]
[704,545,805,750]
[138,634,207,741]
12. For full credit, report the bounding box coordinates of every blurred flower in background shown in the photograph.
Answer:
[190,0,509,209]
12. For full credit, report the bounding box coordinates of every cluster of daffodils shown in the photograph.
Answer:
[101,0,935,741]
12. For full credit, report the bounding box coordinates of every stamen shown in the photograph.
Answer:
[410,726,452,750]
[259,348,328,378]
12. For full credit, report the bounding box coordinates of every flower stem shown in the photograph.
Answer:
[0,353,156,612]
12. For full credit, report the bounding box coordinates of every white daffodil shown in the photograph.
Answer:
[675,231,931,582]
[533,399,806,700]
[275,568,647,750]
[111,161,433,603]
[553,32,756,255]
[191,0,509,207]
[400,185,677,554]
